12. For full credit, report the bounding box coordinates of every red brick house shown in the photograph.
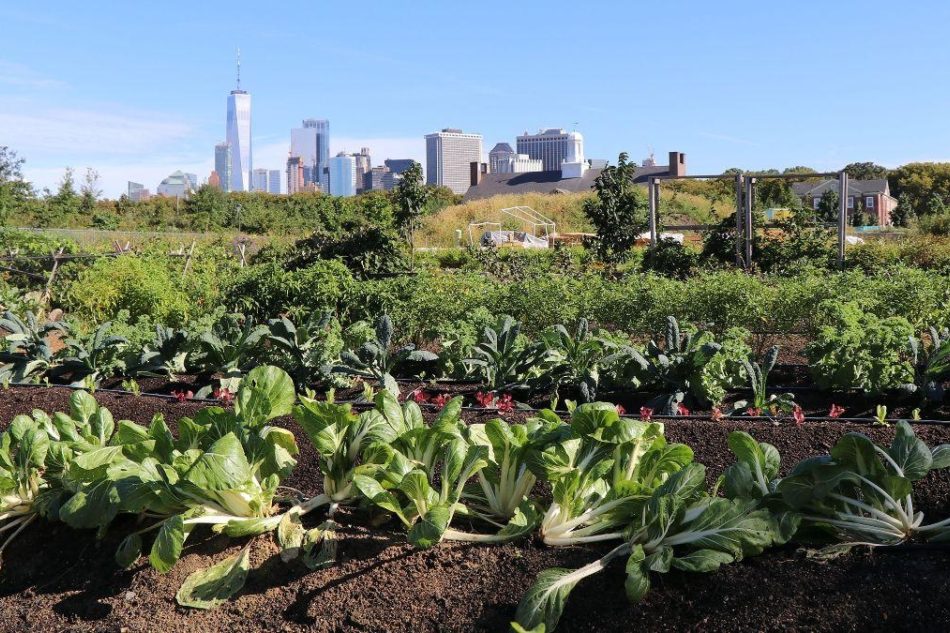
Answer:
[791,179,897,225]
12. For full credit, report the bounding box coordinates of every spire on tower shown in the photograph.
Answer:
[236,48,241,90]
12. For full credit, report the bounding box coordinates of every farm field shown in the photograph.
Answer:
[3,386,950,632]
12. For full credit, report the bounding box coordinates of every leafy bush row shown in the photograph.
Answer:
[3,370,949,631]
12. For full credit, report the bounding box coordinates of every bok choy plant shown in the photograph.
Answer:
[513,463,791,632]
[777,421,950,547]
[532,403,693,547]
[0,413,52,566]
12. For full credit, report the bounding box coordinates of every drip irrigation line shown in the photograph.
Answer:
[5,382,950,426]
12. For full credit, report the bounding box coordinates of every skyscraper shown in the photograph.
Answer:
[425,128,483,195]
[214,142,232,192]
[327,152,357,197]
[352,147,372,193]
[268,169,281,194]
[287,156,305,194]
[251,168,269,192]
[290,119,330,189]
[516,129,584,172]
[226,52,252,191]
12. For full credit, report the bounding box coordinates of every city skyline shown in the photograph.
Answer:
[3,2,950,197]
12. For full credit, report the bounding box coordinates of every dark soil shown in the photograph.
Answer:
[3,387,950,632]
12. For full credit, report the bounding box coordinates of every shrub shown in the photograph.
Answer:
[222,259,355,322]
[59,256,190,325]
[806,300,914,394]
[641,238,699,279]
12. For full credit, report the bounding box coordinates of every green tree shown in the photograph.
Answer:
[843,162,889,181]
[0,146,32,224]
[816,189,839,223]
[583,152,648,264]
[891,192,915,227]
[79,167,101,215]
[393,161,428,262]
[186,184,231,230]
[889,162,950,217]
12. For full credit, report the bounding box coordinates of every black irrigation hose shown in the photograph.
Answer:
[5,382,950,427]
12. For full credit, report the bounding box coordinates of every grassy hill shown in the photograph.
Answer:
[417,184,732,249]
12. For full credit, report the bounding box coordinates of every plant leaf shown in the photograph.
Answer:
[175,545,251,610]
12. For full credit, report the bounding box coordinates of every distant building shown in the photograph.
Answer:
[368,165,398,191]
[226,87,251,191]
[791,179,897,226]
[127,181,150,202]
[290,118,330,189]
[328,152,357,197]
[157,170,197,198]
[384,158,415,175]
[352,147,372,193]
[425,128,483,195]
[214,142,232,193]
[516,129,585,172]
[268,169,281,194]
[251,168,269,192]
[287,156,305,194]
[489,142,542,174]
[208,171,221,189]
[464,151,687,202]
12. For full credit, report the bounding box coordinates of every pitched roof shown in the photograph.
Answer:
[791,178,890,197]
[462,164,674,201]
[489,142,514,155]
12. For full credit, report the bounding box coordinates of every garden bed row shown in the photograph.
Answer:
[2,387,950,632]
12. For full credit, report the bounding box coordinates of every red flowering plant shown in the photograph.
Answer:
[171,390,193,403]
[407,388,431,404]
[828,404,845,419]
[615,404,626,416]
[496,393,515,413]
[213,387,234,405]
[475,391,496,408]
[710,406,723,422]
[431,393,450,408]
[639,407,653,421]
[792,405,806,426]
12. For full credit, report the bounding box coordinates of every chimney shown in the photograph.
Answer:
[470,161,487,187]
[668,152,686,178]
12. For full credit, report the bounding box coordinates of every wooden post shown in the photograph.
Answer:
[181,240,196,279]
[42,247,65,305]
[647,177,658,245]
[743,177,755,269]
[838,170,849,268]
[735,174,744,267]
[238,242,247,267]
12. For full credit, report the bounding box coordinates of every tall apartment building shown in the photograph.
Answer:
[425,128,483,194]
[214,142,232,193]
[290,118,330,188]
[250,168,269,192]
[352,147,372,193]
[267,169,281,194]
[327,152,357,197]
[287,156,305,194]
[516,128,584,172]
[127,181,150,202]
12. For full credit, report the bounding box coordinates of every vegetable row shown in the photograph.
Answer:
[3,365,950,631]
[4,305,950,418]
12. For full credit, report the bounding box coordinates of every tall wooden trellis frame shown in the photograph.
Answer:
[647,170,850,270]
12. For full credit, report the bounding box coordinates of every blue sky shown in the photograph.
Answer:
[2,1,949,197]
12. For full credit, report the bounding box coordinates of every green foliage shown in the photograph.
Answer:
[222,259,355,322]
[0,310,67,383]
[282,222,408,279]
[806,301,914,394]
[641,238,699,279]
[465,316,549,392]
[583,153,648,264]
[59,256,191,326]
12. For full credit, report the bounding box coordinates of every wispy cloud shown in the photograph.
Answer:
[0,103,193,156]
[0,60,65,89]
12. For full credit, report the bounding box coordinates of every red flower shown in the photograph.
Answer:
[432,393,449,408]
[746,407,762,417]
[640,407,653,421]
[409,388,430,404]
[677,403,690,416]
[828,404,845,419]
[474,391,495,408]
[496,393,514,413]
[172,390,193,403]
[710,407,723,422]
[213,387,234,404]
[793,405,805,426]
[615,404,626,416]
